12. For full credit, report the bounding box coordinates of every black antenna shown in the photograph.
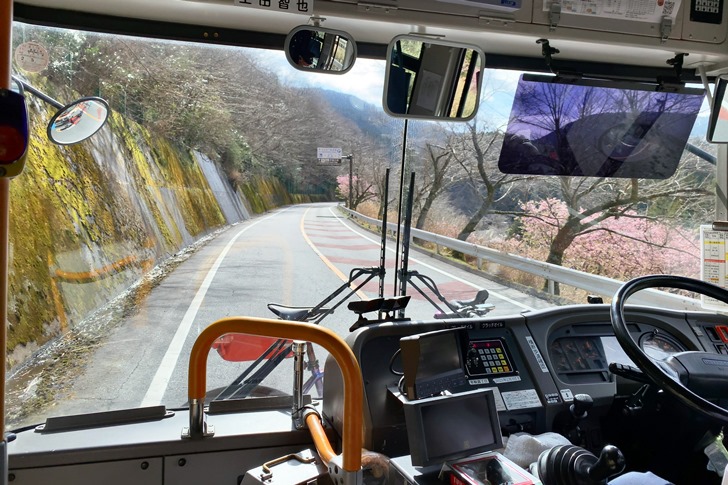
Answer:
[379,168,390,300]
[398,171,416,318]
[393,119,409,297]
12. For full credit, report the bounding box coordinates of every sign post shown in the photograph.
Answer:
[342,154,353,209]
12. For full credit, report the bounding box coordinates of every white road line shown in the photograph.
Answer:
[141,210,287,407]
[327,206,535,311]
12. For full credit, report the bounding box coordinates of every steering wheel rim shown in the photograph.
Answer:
[610,274,728,425]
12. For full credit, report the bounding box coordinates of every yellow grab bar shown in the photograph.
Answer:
[187,316,363,472]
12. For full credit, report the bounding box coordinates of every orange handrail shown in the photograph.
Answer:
[305,412,336,464]
[188,316,363,472]
[1,0,14,439]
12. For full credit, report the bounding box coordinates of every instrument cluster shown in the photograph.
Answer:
[548,329,686,383]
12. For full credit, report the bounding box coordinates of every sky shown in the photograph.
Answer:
[251,49,388,107]
[249,48,714,139]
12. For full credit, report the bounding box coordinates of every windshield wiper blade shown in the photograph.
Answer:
[36,405,172,433]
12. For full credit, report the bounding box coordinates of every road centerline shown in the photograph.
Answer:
[300,207,369,300]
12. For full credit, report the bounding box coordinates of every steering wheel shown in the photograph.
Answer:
[611,274,728,425]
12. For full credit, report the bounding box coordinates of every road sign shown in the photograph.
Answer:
[317,147,342,159]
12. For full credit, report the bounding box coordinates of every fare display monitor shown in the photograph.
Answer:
[403,388,503,467]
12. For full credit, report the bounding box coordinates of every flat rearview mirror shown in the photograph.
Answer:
[47,97,109,145]
[383,35,484,121]
[708,76,728,143]
[285,26,357,74]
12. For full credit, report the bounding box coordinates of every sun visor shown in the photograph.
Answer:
[497,74,705,179]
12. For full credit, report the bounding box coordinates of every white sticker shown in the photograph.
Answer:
[542,0,681,23]
[493,376,521,384]
[483,387,507,412]
[14,41,49,73]
[525,336,550,373]
[415,69,443,112]
[469,378,489,385]
[501,389,542,411]
[560,388,574,401]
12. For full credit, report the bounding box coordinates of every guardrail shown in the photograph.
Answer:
[340,207,703,312]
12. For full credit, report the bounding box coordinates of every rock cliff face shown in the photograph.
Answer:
[6,96,260,366]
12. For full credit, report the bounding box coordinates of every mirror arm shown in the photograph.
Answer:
[11,76,64,110]
[698,64,713,105]
[309,15,325,27]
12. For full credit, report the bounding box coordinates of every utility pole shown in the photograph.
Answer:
[343,154,353,209]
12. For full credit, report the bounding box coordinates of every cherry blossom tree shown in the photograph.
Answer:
[507,198,701,281]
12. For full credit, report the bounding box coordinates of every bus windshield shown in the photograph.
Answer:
[5,20,716,430]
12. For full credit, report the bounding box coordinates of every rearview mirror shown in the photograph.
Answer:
[383,35,484,121]
[284,26,357,74]
[708,76,728,143]
[47,97,109,145]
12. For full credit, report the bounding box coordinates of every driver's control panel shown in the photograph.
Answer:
[400,328,522,400]
[465,339,515,376]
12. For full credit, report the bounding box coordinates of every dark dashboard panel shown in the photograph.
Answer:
[322,316,564,458]
[548,324,688,385]
[525,304,711,407]
[322,303,728,460]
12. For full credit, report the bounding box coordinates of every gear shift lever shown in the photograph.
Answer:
[536,444,626,485]
[554,393,594,446]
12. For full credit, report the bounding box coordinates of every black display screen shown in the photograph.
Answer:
[421,395,496,460]
[403,388,503,467]
[418,330,463,380]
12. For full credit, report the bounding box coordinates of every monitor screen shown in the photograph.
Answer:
[498,74,705,179]
[404,388,502,467]
[400,327,467,399]
[417,330,463,380]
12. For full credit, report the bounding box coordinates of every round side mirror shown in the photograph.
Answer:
[284,25,357,74]
[47,97,109,145]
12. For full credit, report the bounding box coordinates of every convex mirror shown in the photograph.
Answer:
[384,35,484,120]
[47,97,109,145]
[708,76,728,143]
[285,25,357,73]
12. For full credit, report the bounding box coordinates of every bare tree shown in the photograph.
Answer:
[450,122,526,241]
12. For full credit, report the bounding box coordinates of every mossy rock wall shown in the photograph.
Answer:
[6,87,298,367]
[239,177,323,214]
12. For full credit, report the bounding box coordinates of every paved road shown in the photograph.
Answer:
[10,203,554,425]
